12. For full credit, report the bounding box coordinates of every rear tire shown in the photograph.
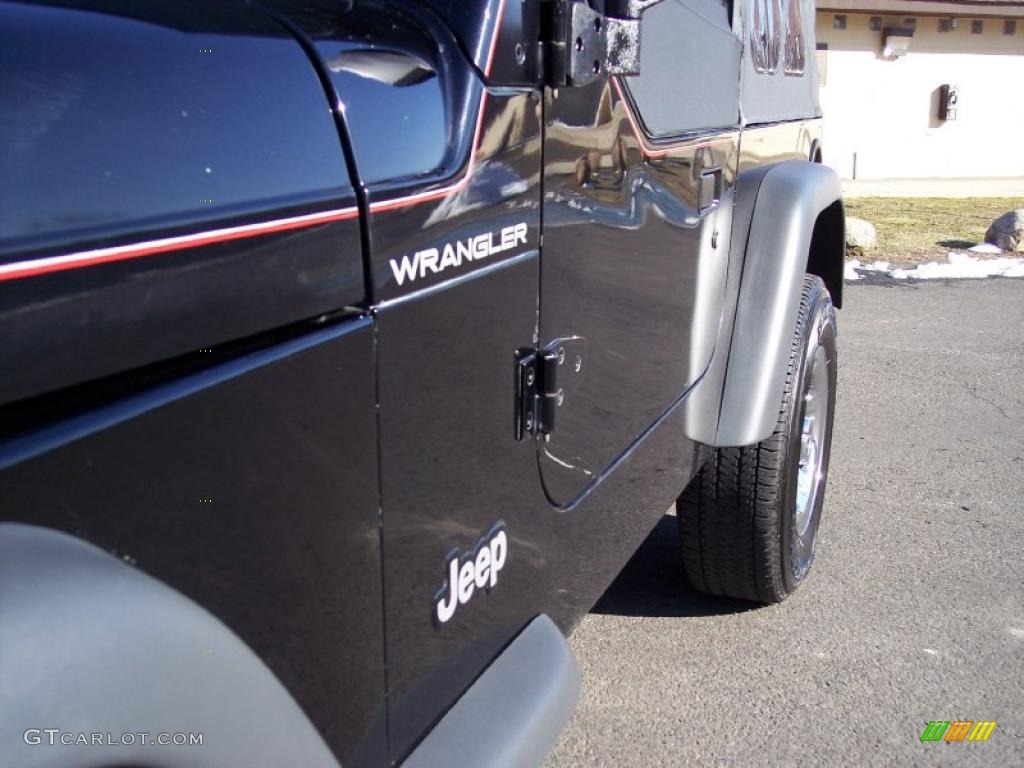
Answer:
[677,275,837,603]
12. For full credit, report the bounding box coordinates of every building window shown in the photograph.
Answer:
[904,18,917,30]
[833,14,846,30]
[938,18,951,33]
[869,16,882,31]
[1005,19,1017,35]
[971,19,983,34]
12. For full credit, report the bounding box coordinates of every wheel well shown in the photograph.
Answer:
[806,199,845,308]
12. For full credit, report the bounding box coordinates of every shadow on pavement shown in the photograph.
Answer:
[590,514,755,618]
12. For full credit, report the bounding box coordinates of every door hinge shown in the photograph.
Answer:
[541,0,643,87]
[515,337,587,440]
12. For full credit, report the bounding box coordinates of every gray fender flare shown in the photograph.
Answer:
[706,160,842,447]
[0,523,341,768]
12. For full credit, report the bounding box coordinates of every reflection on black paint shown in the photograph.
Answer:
[0,1,351,253]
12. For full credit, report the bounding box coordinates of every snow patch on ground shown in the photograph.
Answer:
[968,243,1003,254]
[861,260,891,272]
[846,252,1024,281]
[890,252,1024,280]
[845,259,895,280]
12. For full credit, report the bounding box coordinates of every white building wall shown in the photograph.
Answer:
[815,12,1024,179]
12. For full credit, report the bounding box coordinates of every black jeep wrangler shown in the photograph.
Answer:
[0,0,844,765]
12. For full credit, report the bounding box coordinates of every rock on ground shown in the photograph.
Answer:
[985,209,1024,252]
[845,217,876,254]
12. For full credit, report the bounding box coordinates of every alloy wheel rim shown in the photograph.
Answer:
[795,344,828,538]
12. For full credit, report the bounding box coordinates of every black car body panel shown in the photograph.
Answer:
[0,315,387,766]
[0,0,363,404]
[539,77,739,504]
[0,1,843,765]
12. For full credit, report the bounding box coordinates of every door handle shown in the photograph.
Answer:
[699,167,723,215]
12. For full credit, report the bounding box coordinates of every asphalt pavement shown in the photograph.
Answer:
[547,277,1024,767]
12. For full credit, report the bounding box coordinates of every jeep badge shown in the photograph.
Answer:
[434,523,508,624]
